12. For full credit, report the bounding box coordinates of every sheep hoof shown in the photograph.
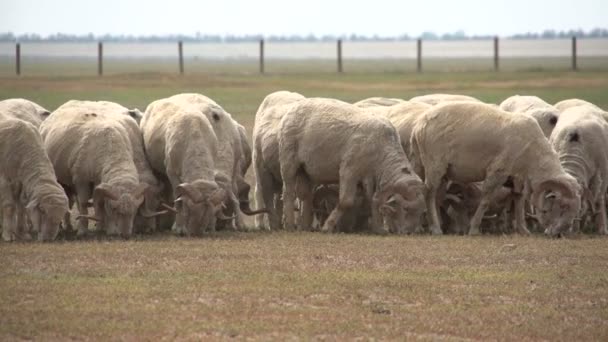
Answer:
[2,231,14,242]
[468,228,481,236]
[431,228,444,236]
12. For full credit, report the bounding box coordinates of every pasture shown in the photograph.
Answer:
[1,66,608,340]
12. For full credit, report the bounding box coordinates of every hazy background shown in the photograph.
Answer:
[1,0,607,37]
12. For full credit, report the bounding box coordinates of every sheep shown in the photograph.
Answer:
[252,91,306,230]
[0,98,50,127]
[409,94,481,106]
[554,99,608,122]
[410,102,581,237]
[500,95,560,138]
[157,93,262,230]
[141,99,231,236]
[54,100,165,233]
[278,98,426,234]
[549,105,608,235]
[0,116,68,242]
[233,121,264,216]
[353,97,406,108]
[39,104,150,239]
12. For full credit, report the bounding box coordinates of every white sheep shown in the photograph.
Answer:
[158,93,261,230]
[54,100,165,233]
[252,91,306,230]
[278,98,426,234]
[141,99,231,235]
[40,104,148,238]
[410,94,482,106]
[500,95,559,138]
[554,99,608,122]
[0,116,68,241]
[353,97,406,108]
[410,102,581,237]
[0,98,50,127]
[549,105,608,234]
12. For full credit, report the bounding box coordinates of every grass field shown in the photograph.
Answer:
[1,67,608,340]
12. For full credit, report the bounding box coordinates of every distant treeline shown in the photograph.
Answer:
[1,28,607,42]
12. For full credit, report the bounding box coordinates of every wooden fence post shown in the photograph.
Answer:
[337,39,343,73]
[572,36,577,71]
[494,36,499,71]
[15,43,20,76]
[178,41,184,74]
[417,39,422,72]
[97,41,103,76]
[259,39,264,74]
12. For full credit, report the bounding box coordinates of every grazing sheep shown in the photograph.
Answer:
[410,102,581,237]
[410,94,481,106]
[549,105,608,235]
[353,97,406,108]
[0,98,50,127]
[500,95,559,138]
[158,93,260,230]
[252,91,306,230]
[278,98,426,234]
[55,100,164,233]
[0,116,68,241]
[141,99,230,236]
[39,104,149,238]
[555,99,608,122]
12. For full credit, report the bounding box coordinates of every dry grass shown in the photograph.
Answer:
[1,232,607,340]
[1,68,608,340]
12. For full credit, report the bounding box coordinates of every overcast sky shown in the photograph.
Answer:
[1,0,606,37]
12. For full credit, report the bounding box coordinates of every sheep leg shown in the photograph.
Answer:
[75,183,92,237]
[15,202,31,240]
[322,179,357,233]
[595,195,607,235]
[424,175,444,235]
[280,153,299,230]
[469,174,509,236]
[257,170,279,230]
[295,174,314,231]
[2,204,15,242]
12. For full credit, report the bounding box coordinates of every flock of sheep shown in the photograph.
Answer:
[0,92,606,242]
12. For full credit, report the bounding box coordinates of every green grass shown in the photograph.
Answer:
[1,66,608,340]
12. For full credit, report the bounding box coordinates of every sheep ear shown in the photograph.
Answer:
[127,108,142,120]
[93,183,119,201]
[176,183,201,202]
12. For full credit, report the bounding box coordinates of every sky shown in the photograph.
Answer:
[0,0,606,37]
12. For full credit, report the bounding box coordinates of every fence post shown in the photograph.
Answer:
[571,36,577,71]
[259,39,264,74]
[494,36,499,71]
[97,41,103,76]
[15,42,20,76]
[178,41,184,74]
[417,39,422,72]
[337,39,343,73]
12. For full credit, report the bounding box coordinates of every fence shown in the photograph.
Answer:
[1,37,607,76]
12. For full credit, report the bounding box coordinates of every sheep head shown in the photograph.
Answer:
[93,182,146,238]
[174,180,227,236]
[527,108,559,138]
[26,193,69,242]
[377,177,426,234]
[532,175,581,237]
